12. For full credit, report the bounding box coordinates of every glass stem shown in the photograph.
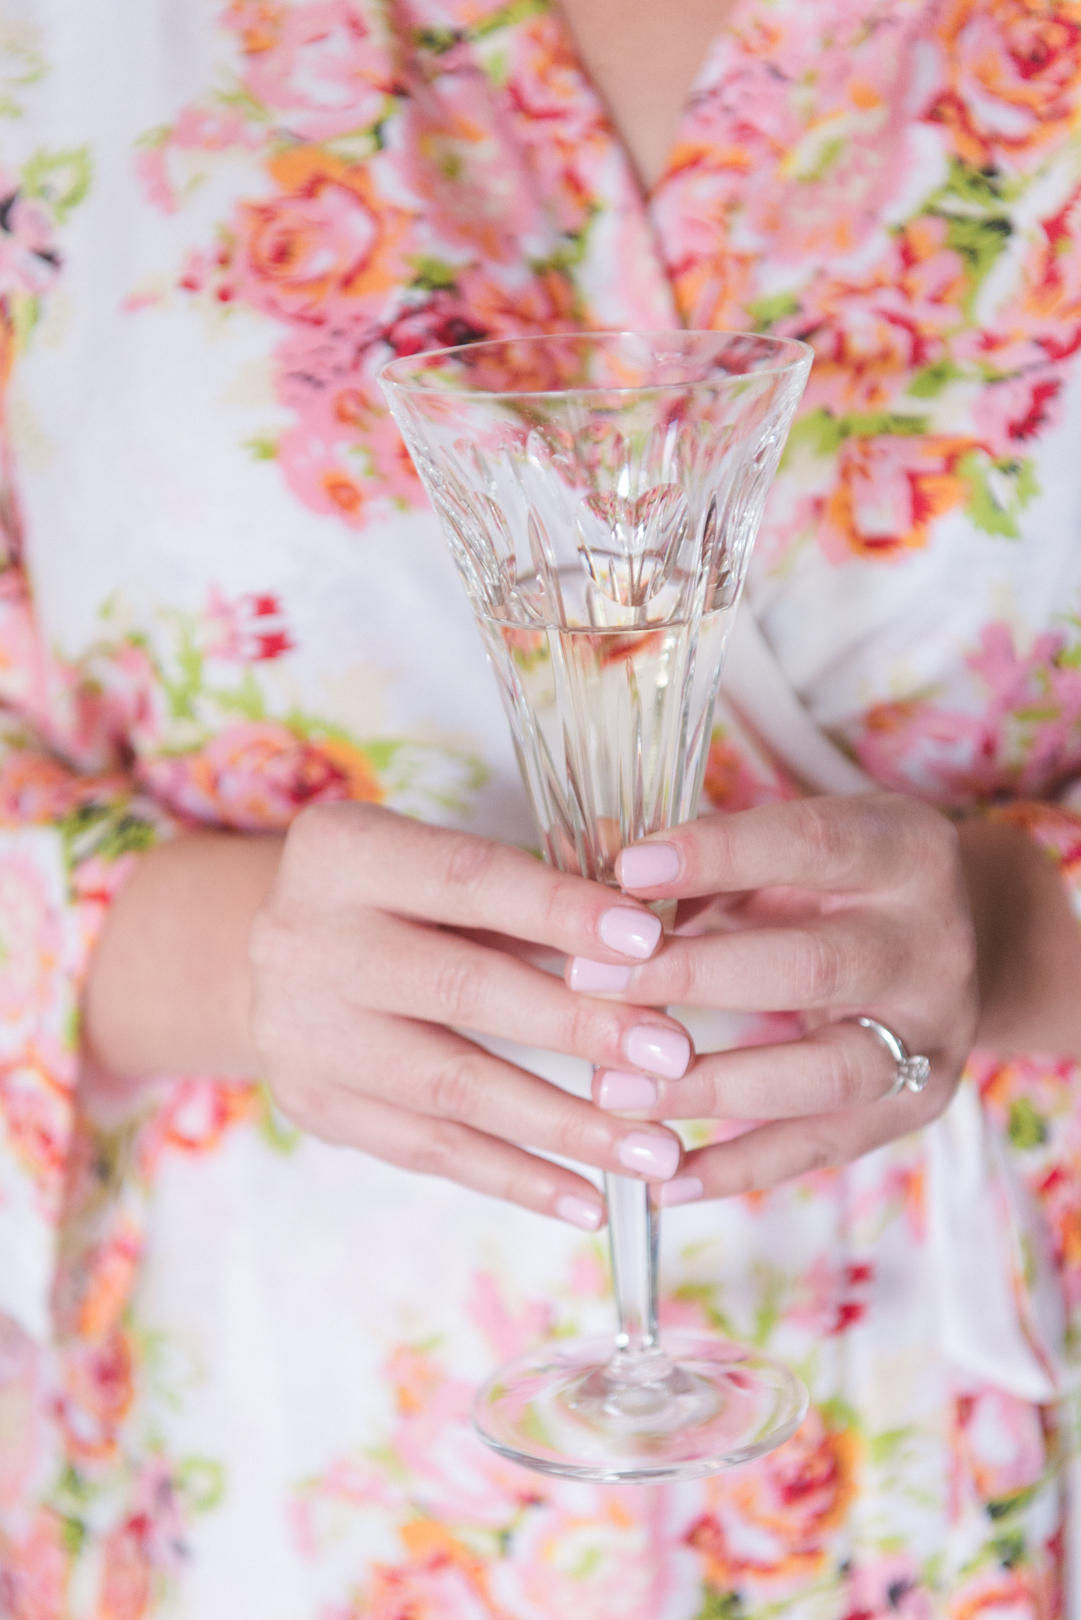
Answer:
[604,1171,659,1356]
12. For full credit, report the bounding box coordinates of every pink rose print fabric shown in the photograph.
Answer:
[0,1,1079,1616]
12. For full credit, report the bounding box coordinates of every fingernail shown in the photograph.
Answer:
[556,1194,604,1231]
[624,1025,691,1079]
[618,842,681,890]
[568,957,633,993]
[598,906,662,960]
[618,1132,680,1180]
[656,1175,704,1207]
[596,1070,658,1110]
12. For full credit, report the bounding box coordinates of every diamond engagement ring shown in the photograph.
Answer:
[847,1016,932,1098]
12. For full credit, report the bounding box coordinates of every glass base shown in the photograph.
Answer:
[473,1331,808,1483]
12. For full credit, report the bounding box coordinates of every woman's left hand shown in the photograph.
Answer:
[566,793,980,1203]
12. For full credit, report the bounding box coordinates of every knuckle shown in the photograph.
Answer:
[794,929,846,1005]
[543,873,583,938]
[442,833,498,899]
[817,1037,864,1110]
[412,1121,460,1180]
[655,944,696,1006]
[798,1125,839,1177]
[432,952,485,1024]
[562,995,613,1058]
[284,800,345,866]
[427,1053,484,1122]
[552,1106,602,1166]
[796,797,852,872]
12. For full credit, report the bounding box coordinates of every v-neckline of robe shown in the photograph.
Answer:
[542,0,742,210]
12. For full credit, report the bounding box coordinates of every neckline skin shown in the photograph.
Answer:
[553,0,740,199]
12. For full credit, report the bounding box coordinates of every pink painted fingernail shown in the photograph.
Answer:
[556,1194,604,1231]
[596,1071,659,1111]
[598,906,662,960]
[656,1176,704,1207]
[624,1025,691,1079]
[618,1132,680,1180]
[568,957,632,993]
[618,842,681,890]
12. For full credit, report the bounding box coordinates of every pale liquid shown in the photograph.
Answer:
[479,579,735,885]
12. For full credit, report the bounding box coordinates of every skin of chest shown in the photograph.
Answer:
[557,0,738,190]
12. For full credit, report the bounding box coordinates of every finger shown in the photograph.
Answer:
[293,1081,611,1229]
[615,793,957,900]
[678,1089,948,1201]
[593,1021,938,1121]
[275,1010,685,1184]
[352,912,695,1079]
[286,802,664,962]
[572,913,907,1012]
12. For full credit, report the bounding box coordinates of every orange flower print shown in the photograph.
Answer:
[702,727,799,812]
[0,1066,70,1192]
[236,147,412,323]
[0,1508,72,1620]
[56,1328,135,1464]
[96,1461,189,1620]
[954,1388,1047,1502]
[365,1533,499,1620]
[0,851,63,1047]
[0,1318,44,1514]
[98,1518,153,1620]
[500,12,612,241]
[141,719,383,830]
[144,1079,260,1164]
[931,0,1081,170]
[785,218,967,413]
[958,183,1081,385]
[946,1565,1044,1618]
[1012,184,1081,362]
[820,433,974,559]
[231,0,395,143]
[688,1407,859,1590]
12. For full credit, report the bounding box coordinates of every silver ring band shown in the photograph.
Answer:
[846,1016,931,1098]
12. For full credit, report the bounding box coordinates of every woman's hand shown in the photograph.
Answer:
[566,794,984,1203]
[249,804,700,1225]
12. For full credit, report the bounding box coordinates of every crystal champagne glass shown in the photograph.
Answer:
[381,331,812,1482]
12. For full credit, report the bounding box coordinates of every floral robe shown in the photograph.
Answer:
[1,1,1081,1616]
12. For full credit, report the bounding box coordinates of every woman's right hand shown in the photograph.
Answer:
[245,803,691,1228]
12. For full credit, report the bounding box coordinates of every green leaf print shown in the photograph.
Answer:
[672,1281,735,1338]
[944,215,1012,300]
[992,1530,1027,1568]
[924,159,1019,316]
[783,407,930,464]
[413,25,462,54]
[746,291,801,332]
[693,1592,746,1620]
[243,434,279,461]
[471,0,548,39]
[256,1084,302,1154]
[935,157,1024,213]
[986,1481,1040,1520]
[0,24,46,120]
[959,451,1040,539]
[907,359,965,399]
[1007,1096,1049,1151]
[21,145,92,222]
[177,1457,226,1514]
[408,255,461,292]
[59,801,159,872]
[60,1516,87,1557]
